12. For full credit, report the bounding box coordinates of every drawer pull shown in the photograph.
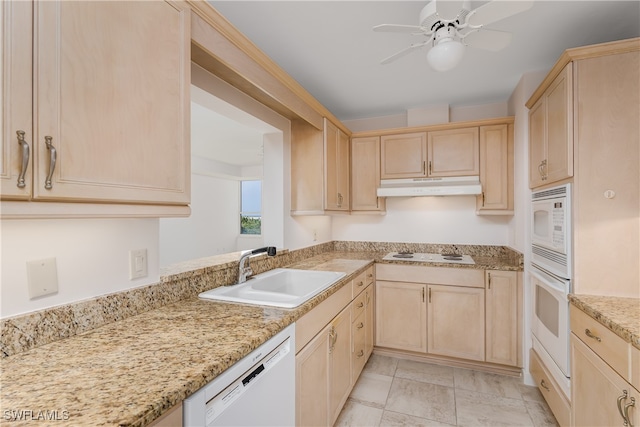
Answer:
[585,328,602,342]
[618,391,628,424]
[356,302,364,309]
[624,395,635,427]
[540,379,550,392]
[356,350,364,358]
[16,131,30,188]
[357,281,364,287]
[356,322,364,330]
[44,136,56,189]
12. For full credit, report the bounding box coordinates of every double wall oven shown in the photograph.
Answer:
[530,183,572,396]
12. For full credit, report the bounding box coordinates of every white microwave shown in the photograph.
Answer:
[531,184,571,279]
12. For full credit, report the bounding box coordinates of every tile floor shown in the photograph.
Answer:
[335,354,559,427]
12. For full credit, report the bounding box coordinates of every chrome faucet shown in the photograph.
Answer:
[238,246,277,284]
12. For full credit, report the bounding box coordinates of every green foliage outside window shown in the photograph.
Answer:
[241,215,261,234]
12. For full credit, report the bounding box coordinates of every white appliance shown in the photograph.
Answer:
[530,183,572,396]
[377,176,482,197]
[531,183,571,279]
[183,324,295,427]
[383,252,475,265]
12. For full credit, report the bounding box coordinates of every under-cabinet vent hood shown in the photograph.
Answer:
[377,176,482,197]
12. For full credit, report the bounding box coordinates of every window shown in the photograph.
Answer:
[240,180,262,235]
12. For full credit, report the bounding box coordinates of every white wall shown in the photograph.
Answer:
[333,196,509,244]
[1,218,159,318]
[159,173,240,266]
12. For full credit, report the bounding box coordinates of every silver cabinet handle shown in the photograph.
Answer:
[337,192,343,207]
[16,130,30,188]
[624,396,635,427]
[428,160,432,175]
[584,328,602,342]
[538,159,548,180]
[618,391,628,424]
[328,327,336,353]
[540,379,550,392]
[356,302,364,309]
[44,136,56,189]
[357,280,364,287]
[356,322,364,330]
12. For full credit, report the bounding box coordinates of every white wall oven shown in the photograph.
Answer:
[530,183,572,396]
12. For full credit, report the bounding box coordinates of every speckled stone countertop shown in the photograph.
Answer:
[0,256,372,427]
[569,294,640,349]
[0,248,521,426]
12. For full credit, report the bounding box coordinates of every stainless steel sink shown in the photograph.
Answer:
[198,268,346,308]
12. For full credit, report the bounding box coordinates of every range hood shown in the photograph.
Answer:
[377,176,482,197]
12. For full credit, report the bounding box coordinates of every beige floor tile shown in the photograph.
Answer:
[455,389,534,427]
[385,377,456,425]
[334,400,383,427]
[524,400,559,427]
[453,367,523,399]
[519,383,546,403]
[395,360,454,387]
[380,410,456,426]
[350,372,394,408]
[363,354,399,377]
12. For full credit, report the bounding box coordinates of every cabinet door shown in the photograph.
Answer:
[528,97,546,188]
[290,120,324,214]
[427,127,479,177]
[324,119,349,211]
[375,280,427,352]
[380,132,427,179]
[545,63,573,185]
[329,306,352,424]
[485,271,519,366]
[428,285,485,361]
[296,324,330,427]
[571,334,638,427]
[351,136,384,212]
[33,1,190,204]
[0,1,33,200]
[477,124,513,214]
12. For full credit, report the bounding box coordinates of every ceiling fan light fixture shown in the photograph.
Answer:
[427,38,466,72]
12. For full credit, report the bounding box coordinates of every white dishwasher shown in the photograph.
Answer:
[183,324,295,427]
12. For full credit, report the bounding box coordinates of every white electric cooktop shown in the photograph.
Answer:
[382,252,475,265]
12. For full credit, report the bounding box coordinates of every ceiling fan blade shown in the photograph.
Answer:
[380,41,430,65]
[434,0,467,21]
[468,0,534,26]
[463,28,512,51]
[373,24,424,33]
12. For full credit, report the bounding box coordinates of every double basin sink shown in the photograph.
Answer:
[199,268,346,308]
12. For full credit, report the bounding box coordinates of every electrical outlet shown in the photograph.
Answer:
[129,249,148,280]
[26,257,59,299]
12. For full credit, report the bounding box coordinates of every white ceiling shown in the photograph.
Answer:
[208,0,640,121]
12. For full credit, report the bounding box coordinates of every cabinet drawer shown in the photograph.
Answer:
[376,263,484,288]
[352,267,373,298]
[529,349,570,427]
[570,305,629,379]
[351,291,366,321]
[352,311,366,383]
[631,345,640,391]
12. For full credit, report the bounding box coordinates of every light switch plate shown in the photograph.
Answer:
[26,257,59,299]
[129,249,148,280]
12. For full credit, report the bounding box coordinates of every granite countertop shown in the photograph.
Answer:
[0,257,372,427]
[569,294,640,349]
[0,250,520,426]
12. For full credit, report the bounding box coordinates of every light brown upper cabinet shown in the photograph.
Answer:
[324,119,350,212]
[291,118,350,215]
[351,136,385,213]
[528,63,573,188]
[1,1,191,213]
[380,132,427,179]
[476,123,514,215]
[427,127,479,177]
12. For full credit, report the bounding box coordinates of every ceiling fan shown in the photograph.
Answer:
[374,0,534,71]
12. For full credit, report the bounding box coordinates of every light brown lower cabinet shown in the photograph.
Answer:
[427,284,485,361]
[375,264,521,369]
[571,334,639,427]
